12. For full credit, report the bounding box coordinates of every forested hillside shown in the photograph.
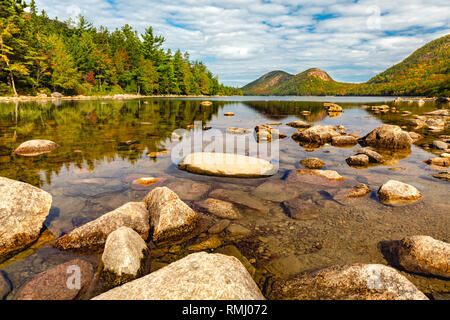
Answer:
[0,0,242,96]
[242,34,450,97]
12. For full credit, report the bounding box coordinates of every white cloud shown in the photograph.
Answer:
[34,0,450,86]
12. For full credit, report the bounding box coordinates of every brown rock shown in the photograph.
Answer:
[346,154,369,166]
[209,188,269,214]
[16,259,94,300]
[331,135,358,147]
[13,140,59,156]
[281,199,320,220]
[391,236,450,278]
[300,157,325,169]
[292,125,340,145]
[166,181,211,201]
[196,198,242,219]
[208,219,231,234]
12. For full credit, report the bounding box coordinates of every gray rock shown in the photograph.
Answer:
[13,140,59,156]
[346,154,369,166]
[144,187,198,243]
[358,124,413,149]
[354,147,385,163]
[0,177,52,262]
[196,198,242,219]
[391,235,450,278]
[269,263,428,300]
[52,202,149,251]
[100,227,150,286]
[377,180,422,205]
[92,252,264,300]
[178,152,277,178]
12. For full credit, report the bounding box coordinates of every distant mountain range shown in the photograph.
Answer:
[242,34,449,97]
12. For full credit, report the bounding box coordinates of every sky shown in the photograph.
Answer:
[34,0,450,87]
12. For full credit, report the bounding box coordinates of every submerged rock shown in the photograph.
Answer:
[227,224,251,237]
[358,124,413,149]
[0,271,12,300]
[391,235,450,278]
[331,135,358,147]
[93,252,264,300]
[99,227,150,287]
[252,181,299,202]
[347,184,371,197]
[286,120,311,128]
[144,187,198,243]
[269,263,427,300]
[208,219,231,234]
[300,157,324,169]
[292,125,340,145]
[13,139,59,156]
[16,259,94,300]
[178,152,276,178]
[226,127,250,135]
[0,177,52,262]
[346,154,369,167]
[196,198,242,220]
[377,180,422,205]
[287,169,346,188]
[166,181,211,201]
[281,199,320,220]
[209,188,269,214]
[52,202,149,251]
[187,236,223,251]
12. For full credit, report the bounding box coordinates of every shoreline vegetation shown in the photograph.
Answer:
[0,94,445,103]
[0,0,242,98]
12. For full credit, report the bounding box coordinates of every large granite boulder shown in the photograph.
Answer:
[13,140,59,156]
[0,177,52,262]
[391,235,450,278]
[92,252,264,300]
[269,263,427,300]
[377,180,422,205]
[99,226,151,287]
[16,259,94,300]
[52,202,149,251]
[358,125,413,149]
[143,187,198,243]
[178,152,277,178]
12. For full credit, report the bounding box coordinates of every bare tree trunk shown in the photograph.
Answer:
[9,70,17,96]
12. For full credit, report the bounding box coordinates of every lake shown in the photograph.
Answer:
[0,96,449,299]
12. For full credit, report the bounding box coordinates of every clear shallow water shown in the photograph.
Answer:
[0,97,448,299]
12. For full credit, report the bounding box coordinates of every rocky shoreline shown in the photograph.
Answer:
[0,101,449,300]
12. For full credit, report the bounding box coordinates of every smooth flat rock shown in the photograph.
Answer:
[178,152,277,178]
[331,135,358,147]
[378,180,422,205]
[13,139,59,156]
[196,198,242,219]
[100,227,150,286]
[358,124,413,149]
[269,263,427,300]
[227,224,251,236]
[16,259,94,300]
[0,177,52,262]
[391,235,450,278]
[144,187,198,243]
[52,202,149,251]
[92,252,264,300]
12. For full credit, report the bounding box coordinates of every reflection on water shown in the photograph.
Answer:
[0,97,449,299]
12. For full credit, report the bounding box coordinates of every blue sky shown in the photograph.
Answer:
[35,0,450,87]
